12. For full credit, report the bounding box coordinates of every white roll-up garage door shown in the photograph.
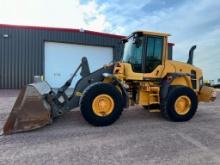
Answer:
[44,42,113,88]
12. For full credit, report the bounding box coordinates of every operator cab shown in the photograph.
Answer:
[122,31,171,73]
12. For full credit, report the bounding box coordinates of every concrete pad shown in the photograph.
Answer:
[0,90,219,165]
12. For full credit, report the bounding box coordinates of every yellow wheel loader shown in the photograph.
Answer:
[3,31,216,135]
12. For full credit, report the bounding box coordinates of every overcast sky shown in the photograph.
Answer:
[0,0,220,82]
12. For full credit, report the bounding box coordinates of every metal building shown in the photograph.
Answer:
[0,24,124,89]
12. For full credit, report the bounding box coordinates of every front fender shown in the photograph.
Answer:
[103,74,129,108]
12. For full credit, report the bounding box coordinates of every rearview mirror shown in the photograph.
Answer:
[133,38,142,48]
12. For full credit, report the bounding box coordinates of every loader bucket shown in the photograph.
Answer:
[3,82,52,135]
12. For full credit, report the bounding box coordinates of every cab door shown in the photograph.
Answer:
[143,36,165,78]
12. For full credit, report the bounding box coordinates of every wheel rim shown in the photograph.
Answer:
[174,95,191,115]
[92,94,114,117]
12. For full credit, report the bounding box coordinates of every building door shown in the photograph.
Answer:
[44,42,113,88]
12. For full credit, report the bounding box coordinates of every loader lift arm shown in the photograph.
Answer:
[45,57,91,118]
[45,57,115,118]
[52,57,90,104]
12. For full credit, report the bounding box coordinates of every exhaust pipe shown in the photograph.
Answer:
[187,45,197,65]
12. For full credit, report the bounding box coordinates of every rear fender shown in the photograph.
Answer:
[171,76,192,89]
[160,73,192,100]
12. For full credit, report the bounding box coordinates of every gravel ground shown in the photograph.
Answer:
[0,90,220,165]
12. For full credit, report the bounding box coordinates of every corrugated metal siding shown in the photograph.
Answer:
[0,28,123,89]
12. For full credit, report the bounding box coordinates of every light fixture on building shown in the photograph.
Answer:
[3,34,9,38]
[79,28,84,32]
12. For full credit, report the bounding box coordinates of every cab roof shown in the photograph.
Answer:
[133,31,171,37]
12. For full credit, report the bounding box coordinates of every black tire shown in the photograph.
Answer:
[80,82,123,126]
[161,86,198,122]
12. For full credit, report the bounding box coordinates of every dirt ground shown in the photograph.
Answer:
[0,90,220,165]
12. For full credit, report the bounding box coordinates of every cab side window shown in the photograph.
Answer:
[145,36,163,73]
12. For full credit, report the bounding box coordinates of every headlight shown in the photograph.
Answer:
[102,73,112,78]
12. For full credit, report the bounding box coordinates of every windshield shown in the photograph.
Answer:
[122,36,144,72]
